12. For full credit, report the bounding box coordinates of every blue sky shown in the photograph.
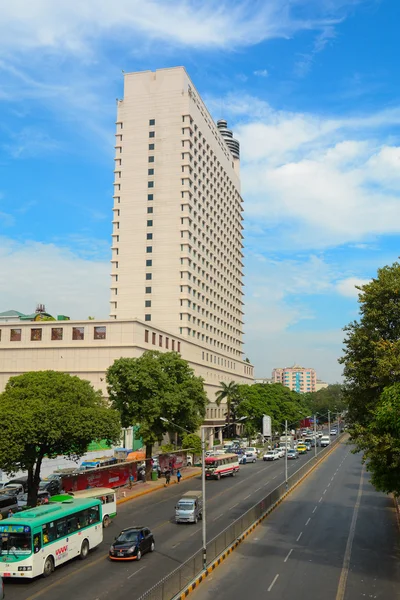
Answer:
[1,0,400,382]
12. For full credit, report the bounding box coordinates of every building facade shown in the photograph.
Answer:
[0,67,254,441]
[111,68,244,360]
[272,365,317,393]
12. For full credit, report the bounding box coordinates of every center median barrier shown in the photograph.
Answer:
[136,434,347,600]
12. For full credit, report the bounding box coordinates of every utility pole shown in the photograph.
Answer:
[328,410,331,439]
[201,425,206,570]
[314,414,317,457]
[285,419,288,489]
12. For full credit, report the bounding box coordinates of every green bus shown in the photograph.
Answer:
[0,497,103,579]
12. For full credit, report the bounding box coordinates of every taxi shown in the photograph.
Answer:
[296,444,307,455]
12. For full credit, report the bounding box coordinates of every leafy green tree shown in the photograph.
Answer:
[182,433,202,456]
[235,383,309,435]
[215,381,239,436]
[106,351,207,476]
[340,261,400,494]
[305,384,346,422]
[0,371,121,507]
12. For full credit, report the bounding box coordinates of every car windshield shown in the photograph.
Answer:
[177,501,194,509]
[0,530,31,556]
[115,530,140,545]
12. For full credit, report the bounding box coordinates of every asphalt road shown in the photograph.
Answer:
[190,438,400,600]
[4,443,328,600]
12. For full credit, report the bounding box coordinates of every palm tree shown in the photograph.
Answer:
[215,381,239,437]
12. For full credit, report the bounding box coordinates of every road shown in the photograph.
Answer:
[191,438,400,600]
[4,444,327,600]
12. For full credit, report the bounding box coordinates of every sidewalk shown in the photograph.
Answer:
[115,467,202,505]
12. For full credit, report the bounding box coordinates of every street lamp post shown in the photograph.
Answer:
[284,419,288,489]
[161,416,246,571]
[328,410,331,437]
[313,414,317,458]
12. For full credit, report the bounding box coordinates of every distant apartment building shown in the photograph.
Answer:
[254,377,273,385]
[315,379,329,391]
[272,364,317,393]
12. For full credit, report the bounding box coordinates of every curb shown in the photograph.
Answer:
[116,469,201,505]
[393,495,400,533]
[177,438,345,600]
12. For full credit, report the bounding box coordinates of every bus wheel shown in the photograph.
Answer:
[43,556,54,578]
[79,540,89,560]
[103,515,110,528]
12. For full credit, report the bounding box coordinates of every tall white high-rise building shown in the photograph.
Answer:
[110,67,244,361]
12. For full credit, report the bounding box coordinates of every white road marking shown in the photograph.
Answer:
[312,506,317,514]
[213,513,224,521]
[284,549,293,563]
[255,487,262,492]
[229,503,238,509]
[189,528,200,537]
[305,518,311,526]
[244,494,252,500]
[319,496,323,503]
[323,489,327,495]
[128,566,146,579]
[296,532,302,542]
[263,482,270,486]
[331,477,334,481]
[268,574,279,592]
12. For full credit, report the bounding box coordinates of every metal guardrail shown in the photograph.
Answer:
[137,435,345,600]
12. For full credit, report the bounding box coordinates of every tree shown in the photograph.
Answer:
[106,351,207,477]
[182,433,202,456]
[305,384,347,422]
[353,384,400,494]
[215,381,239,436]
[235,383,310,435]
[0,371,121,507]
[339,261,400,494]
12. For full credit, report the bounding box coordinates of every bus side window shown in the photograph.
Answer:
[56,519,67,539]
[107,495,114,503]
[67,516,78,534]
[89,505,100,524]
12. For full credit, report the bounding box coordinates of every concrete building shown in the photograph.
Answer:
[254,377,273,385]
[272,364,317,393]
[315,379,329,391]
[111,68,244,360]
[0,67,254,443]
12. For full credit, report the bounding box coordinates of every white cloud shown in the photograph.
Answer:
[0,1,353,55]
[254,69,269,77]
[336,277,369,297]
[0,239,109,319]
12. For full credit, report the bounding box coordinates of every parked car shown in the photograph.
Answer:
[109,527,155,561]
[287,449,299,460]
[245,448,257,463]
[3,484,24,497]
[263,450,279,461]
[7,476,29,492]
[238,454,247,465]
[39,478,62,496]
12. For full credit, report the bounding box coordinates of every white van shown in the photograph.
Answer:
[175,491,203,524]
[320,436,330,448]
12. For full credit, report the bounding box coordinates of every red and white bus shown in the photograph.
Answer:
[205,454,239,480]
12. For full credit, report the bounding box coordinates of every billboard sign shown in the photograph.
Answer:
[262,415,272,438]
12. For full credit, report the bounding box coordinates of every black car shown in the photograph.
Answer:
[109,527,155,561]
[39,479,61,496]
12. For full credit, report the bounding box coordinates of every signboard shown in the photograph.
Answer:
[262,415,272,438]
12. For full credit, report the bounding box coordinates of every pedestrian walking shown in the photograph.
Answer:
[129,473,134,489]
[165,469,171,486]
[176,469,182,484]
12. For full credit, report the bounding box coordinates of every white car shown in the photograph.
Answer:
[276,448,285,458]
[245,448,257,463]
[330,429,337,436]
[263,450,279,461]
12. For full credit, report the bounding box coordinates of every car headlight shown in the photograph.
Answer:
[127,547,135,554]
[110,546,114,552]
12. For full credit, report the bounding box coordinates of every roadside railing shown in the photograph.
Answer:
[137,434,345,600]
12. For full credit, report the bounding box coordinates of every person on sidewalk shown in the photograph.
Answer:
[176,469,182,484]
[165,469,171,486]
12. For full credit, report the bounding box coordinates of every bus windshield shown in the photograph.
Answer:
[0,529,31,556]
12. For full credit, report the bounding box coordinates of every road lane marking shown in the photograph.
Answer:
[331,477,334,481]
[268,574,279,592]
[284,549,293,563]
[255,487,262,492]
[312,506,317,513]
[305,518,311,526]
[296,532,302,542]
[263,482,270,486]
[189,528,200,537]
[229,503,238,509]
[323,489,327,494]
[128,566,146,579]
[335,467,364,600]
[213,513,223,521]
[244,493,252,500]
[319,496,323,503]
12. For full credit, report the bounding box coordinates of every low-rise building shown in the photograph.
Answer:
[272,364,317,393]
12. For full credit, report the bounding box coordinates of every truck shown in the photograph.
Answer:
[175,491,203,524]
